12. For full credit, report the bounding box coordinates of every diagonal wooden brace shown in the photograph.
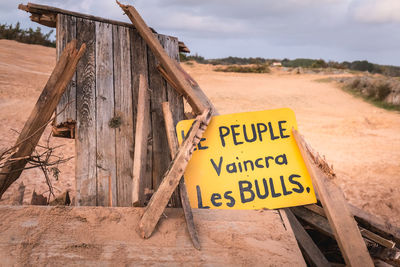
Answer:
[117,1,214,115]
[293,129,374,267]
[162,102,201,250]
[138,108,212,239]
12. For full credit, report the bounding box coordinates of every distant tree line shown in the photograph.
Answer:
[181,53,400,77]
[0,22,56,48]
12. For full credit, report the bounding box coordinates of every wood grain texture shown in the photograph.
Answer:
[285,209,329,267]
[148,35,169,192]
[0,205,305,266]
[118,3,214,114]
[164,36,184,207]
[130,29,152,201]
[113,25,133,207]
[56,14,77,124]
[293,129,373,267]
[75,18,97,206]
[139,108,212,238]
[95,21,116,207]
[162,102,200,250]
[132,75,150,206]
[0,40,85,198]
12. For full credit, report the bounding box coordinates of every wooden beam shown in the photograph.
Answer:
[117,2,214,115]
[132,75,151,206]
[292,129,373,267]
[304,204,396,249]
[162,102,200,250]
[138,108,212,238]
[285,209,330,267]
[303,134,400,248]
[0,40,85,198]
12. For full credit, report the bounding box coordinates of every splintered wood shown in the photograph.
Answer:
[162,102,200,250]
[0,40,85,198]
[293,129,374,266]
[139,109,212,238]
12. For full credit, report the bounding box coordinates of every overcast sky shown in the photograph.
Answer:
[1,0,399,65]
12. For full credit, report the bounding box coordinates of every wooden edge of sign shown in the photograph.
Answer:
[138,108,212,239]
[285,209,330,267]
[162,102,201,250]
[132,74,150,206]
[117,1,214,115]
[304,204,396,249]
[292,129,374,267]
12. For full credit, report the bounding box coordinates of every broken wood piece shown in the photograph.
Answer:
[132,75,151,206]
[285,209,329,267]
[304,204,396,249]
[117,2,214,115]
[0,40,86,199]
[31,190,48,205]
[162,102,201,250]
[157,65,179,92]
[304,140,400,248]
[49,191,71,206]
[138,108,212,238]
[292,129,373,267]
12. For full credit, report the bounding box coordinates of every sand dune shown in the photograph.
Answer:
[1,39,399,226]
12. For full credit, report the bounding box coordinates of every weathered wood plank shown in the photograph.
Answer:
[56,14,77,124]
[0,205,306,266]
[0,40,85,198]
[95,21,116,206]
[75,18,97,206]
[304,204,396,249]
[164,36,184,207]
[113,25,133,207]
[162,102,200,250]
[132,75,151,206]
[139,108,212,238]
[293,129,374,267]
[130,29,152,202]
[285,209,330,267]
[148,35,169,192]
[118,2,214,114]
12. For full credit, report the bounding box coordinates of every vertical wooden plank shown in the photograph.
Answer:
[148,35,169,192]
[113,25,133,207]
[95,22,116,206]
[55,14,77,124]
[132,75,151,206]
[75,18,97,206]
[164,36,184,207]
[131,29,151,200]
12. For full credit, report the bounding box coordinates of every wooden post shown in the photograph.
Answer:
[292,129,374,267]
[285,209,330,267]
[0,40,86,198]
[132,75,151,206]
[162,102,201,250]
[138,108,212,238]
[117,1,214,115]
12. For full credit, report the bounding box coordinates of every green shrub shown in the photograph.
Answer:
[0,22,55,47]
[214,64,270,74]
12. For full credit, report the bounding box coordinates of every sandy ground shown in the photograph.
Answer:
[1,39,399,227]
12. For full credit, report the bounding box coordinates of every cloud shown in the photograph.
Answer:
[352,0,400,23]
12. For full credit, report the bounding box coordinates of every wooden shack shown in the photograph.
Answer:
[19,3,189,207]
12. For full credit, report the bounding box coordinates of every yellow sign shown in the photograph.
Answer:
[176,108,316,209]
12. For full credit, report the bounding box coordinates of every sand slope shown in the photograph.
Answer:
[0,39,399,226]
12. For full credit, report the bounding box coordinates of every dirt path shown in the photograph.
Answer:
[0,40,399,226]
